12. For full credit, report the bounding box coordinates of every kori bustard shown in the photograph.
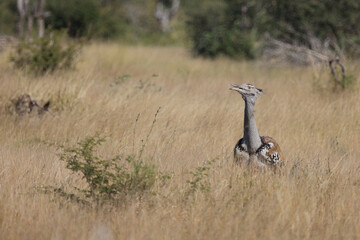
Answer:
[229,83,284,169]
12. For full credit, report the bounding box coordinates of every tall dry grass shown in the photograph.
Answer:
[0,43,359,239]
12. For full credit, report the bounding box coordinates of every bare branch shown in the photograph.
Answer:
[262,37,330,65]
[170,0,180,17]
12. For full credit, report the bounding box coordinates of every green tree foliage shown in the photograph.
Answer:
[94,7,127,39]
[46,0,161,41]
[46,0,100,38]
[0,0,17,35]
[2,0,360,59]
[261,1,360,45]
[186,0,360,59]
[186,0,256,59]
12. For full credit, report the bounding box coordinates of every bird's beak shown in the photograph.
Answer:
[229,84,242,92]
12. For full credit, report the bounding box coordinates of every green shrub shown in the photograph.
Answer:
[185,159,215,197]
[0,0,17,35]
[93,7,128,39]
[340,74,357,89]
[186,6,224,58]
[186,2,255,59]
[47,0,100,38]
[223,23,255,59]
[58,136,161,202]
[10,32,79,74]
[328,58,357,90]
[329,72,357,90]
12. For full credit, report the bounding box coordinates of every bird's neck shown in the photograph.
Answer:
[243,99,262,153]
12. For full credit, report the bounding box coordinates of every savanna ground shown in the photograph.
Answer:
[0,43,360,239]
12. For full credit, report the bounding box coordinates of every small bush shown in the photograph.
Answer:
[339,74,357,89]
[10,32,80,74]
[58,136,161,202]
[185,159,215,197]
[328,58,357,90]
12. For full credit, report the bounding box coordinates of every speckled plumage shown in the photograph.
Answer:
[234,136,284,167]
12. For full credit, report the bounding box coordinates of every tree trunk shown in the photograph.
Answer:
[17,0,49,40]
[17,0,28,38]
[155,0,180,32]
[26,14,33,41]
[35,0,49,38]
[37,18,45,38]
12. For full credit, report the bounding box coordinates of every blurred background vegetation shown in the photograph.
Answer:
[1,0,360,60]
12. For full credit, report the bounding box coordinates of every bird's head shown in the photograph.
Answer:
[229,83,263,103]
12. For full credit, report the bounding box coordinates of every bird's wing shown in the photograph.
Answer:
[234,138,246,151]
[257,136,285,166]
[234,138,249,163]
